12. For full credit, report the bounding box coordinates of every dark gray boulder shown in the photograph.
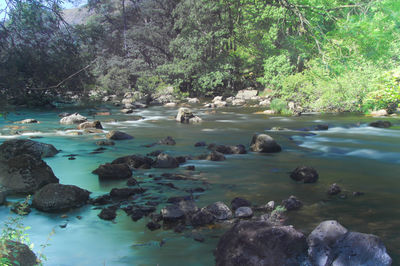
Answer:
[206,201,232,220]
[32,183,90,212]
[92,163,132,180]
[0,154,59,194]
[282,195,303,211]
[0,191,5,205]
[153,153,179,168]
[290,166,319,183]
[250,134,282,153]
[106,130,134,140]
[158,136,176,145]
[327,183,341,195]
[308,220,392,266]
[98,207,117,220]
[109,188,144,200]
[208,144,247,154]
[190,208,215,227]
[96,140,115,146]
[369,120,392,128]
[0,139,59,160]
[235,207,253,218]
[231,197,251,211]
[215,220,308,266]
[161,204,185,222]
[206,151,226,161]
[112,155,153,169]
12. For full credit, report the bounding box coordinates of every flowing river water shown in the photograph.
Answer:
[0,104,399,265]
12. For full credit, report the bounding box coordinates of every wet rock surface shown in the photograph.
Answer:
[106,130,134,140]
[32,183,90,212]
[290,166,319,183]
[250,134,282,153]
[92,163,132,180]
[215,220,307,266]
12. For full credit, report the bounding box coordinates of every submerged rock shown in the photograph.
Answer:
[0,191,6,205]
[106,130,134,140]
[153,153,179,168]
[158,136,176,145]
[32,183,90,212]
[282,195,303,211]
[250,134,282,153]
[161,204,185,222]
[206,151,226,161]
[190,208,215,227]
[290,166,319,183]
[59,113,87,125]
[112,155,153,169]
[308,220,392,266]
[327,183,341,195]
[369,120,392,128]
[215,220,307,266]
[96,140,115,146]
[92,163,132,180]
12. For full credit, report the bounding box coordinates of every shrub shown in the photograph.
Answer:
[270,98,292,115]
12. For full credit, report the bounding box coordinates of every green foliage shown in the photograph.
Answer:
[270,99,292,115]
[363,69,400,112]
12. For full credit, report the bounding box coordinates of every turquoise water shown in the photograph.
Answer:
[0,105,399,265]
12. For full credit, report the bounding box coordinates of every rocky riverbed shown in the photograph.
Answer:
[0,98,399,265]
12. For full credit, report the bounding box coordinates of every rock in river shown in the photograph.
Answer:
[0,139,59,160]
[2,240,37,266]
[206,201,232,220]
[0,154,59,194]
[153,153,179,168]
[32,183,90,212]
[112,155,153,169]
[250,134,282,153]
[308,220,392,266]
[215,220,307,266]
[282,195,303,211]
[77,120,103,130]
[92,163,132,180]
[290,166,319,183]
[231,197,251,211]
[59,113,87,125]
[369,120,392,128]
[106,130,134,140]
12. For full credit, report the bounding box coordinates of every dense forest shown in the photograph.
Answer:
[1,0,400,112]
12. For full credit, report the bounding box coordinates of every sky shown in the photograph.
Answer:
[0,0,87,12]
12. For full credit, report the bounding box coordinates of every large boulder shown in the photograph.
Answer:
[0,154,59,194]
[106,130,134,140]
[231,197,251,211]
[59,113,87,125]
[290,166,319,183]
[215,220,307,266]
[235,89,258,100]
[206,201,232,220]
[208,144,247,155]
[2,240,37,266]
[92,163,132,180]
[32,183,90,212]
[0,139,59,160]
[153,153,179,168]
[77,120,103,130]
[282,195,303,211]
[161,204,185,222]
[308,220,392,266]
[176,107,202,123]
[112,155,153,169]
[250,134,282,153]
[190,208,215,227]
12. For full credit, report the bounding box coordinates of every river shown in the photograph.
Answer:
[0,104,399,265]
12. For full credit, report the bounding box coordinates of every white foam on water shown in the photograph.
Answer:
[216,120,237,123]
[317,126,400,138]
